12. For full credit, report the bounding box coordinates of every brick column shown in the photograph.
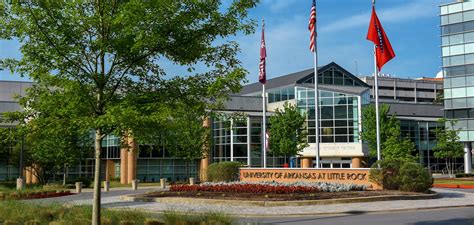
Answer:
[200,117,211,182]
[31,164,40,184]
[352,157,362,168]
[105,160,115,181]
[300,157,312,168]
[120,147,128,184]
[127,136,138,184]
[25,167,32,184]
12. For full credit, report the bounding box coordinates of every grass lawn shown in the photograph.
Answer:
[0,200,236,225]
[433,179,474,185]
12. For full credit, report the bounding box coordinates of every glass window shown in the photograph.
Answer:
[444,78,451,88]
[445,88,452,98]
[441,15,449,25]
[466,33,474,44]
[449,12,463,24]
[443,57,450,67]
[452,76,466,87]
[445,99,453,108]
[450,66,466,76]
[466,54,474,64]
[321,106,333,119]
[454,109,469,118]
[442,26,450,35]
[334,105,348,119]
[451,44,465,55]
[467,87,474,96]
[467,64,474,74]
[452,23,465,34]
[465,21,474,32]
[467,76,474,86]
[449,3,463,14]
[453,98,467,108]
[442,46,450,56]
[468,97,474,107]
[441,6,448,15]
[464,10,474,22]
[451,55,465,65]
[452,87,466,98]
[466,43,474,54]
[465,2,474,11]
[451,34,464,45]
[442,36,450,46]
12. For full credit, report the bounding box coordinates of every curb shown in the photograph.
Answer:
[121,192,440,207]
[433,184,474,189]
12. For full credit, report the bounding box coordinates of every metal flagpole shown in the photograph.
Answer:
[372,0,381,163]
[262,84,267,168]
[312,3,320,169]
[373,46,381,162]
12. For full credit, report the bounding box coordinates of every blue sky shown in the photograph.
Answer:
[0,0,452,83]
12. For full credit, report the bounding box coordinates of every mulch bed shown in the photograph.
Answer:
[144,190,424,201]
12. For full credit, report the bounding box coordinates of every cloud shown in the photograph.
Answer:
[320,0,437,34]
[262,0,298,13]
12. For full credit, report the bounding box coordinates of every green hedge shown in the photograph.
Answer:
[455,173,474,178]
[207,162,242,182]
[369,159,432,193]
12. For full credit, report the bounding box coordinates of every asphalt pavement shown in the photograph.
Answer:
[241,206,474,225]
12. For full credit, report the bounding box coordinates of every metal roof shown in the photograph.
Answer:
[297,84,370,96]
[239,62,369,95]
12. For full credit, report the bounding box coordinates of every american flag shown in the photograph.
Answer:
[308,0,316,52]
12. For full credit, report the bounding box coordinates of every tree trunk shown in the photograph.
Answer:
[92,129,102,225]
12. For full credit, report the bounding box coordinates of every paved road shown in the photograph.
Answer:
[241,206,474,225]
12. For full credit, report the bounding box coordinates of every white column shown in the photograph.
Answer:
[465,142,472,174]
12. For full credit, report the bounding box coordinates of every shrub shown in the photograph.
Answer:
[370,159,432,192]
[369,159,405,190]
[144,219,164,225]
[67,177,92,188]
[207,162,242,182]
[455,173,474,178]
[399,163,432,192]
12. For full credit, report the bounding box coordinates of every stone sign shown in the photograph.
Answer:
[240,168,381,190]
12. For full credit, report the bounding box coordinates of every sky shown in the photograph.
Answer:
[0,0,453,83]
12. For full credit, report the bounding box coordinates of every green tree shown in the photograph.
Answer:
[0,1,258,224]
[433,119,464,177]
[361,104,416,162]
[268,102,308,161]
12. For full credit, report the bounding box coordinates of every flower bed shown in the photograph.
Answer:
[0,190,73,200]
[170,181,367,194]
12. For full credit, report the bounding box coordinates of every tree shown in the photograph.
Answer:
[361,104,416,162]
[268,102,308,161]
[0,1,258,224]
[433,119,464,178]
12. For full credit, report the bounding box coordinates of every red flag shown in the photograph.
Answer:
[308,0,316,52]
[366,6,395,71]
[259,20,266,84]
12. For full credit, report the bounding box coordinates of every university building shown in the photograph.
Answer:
[0,62,447,183]
[440,0,474,173]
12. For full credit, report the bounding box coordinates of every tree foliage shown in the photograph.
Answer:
[0,1,258,224]
[268,102,308,158]
[361,104,416,162]
[432,119,464,177]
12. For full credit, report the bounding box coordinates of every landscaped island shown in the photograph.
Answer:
[141,181,430,202]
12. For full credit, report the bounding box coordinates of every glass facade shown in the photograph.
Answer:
[211,115,286,167]
[441,1,474,141]
[296,87,364,144]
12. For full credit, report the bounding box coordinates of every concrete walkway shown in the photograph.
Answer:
[27,188,474,217]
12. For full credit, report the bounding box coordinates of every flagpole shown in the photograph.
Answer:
[373,46,381,163]
[312,3,320,169]
[262,83,267,168]
[372,0,381,163]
